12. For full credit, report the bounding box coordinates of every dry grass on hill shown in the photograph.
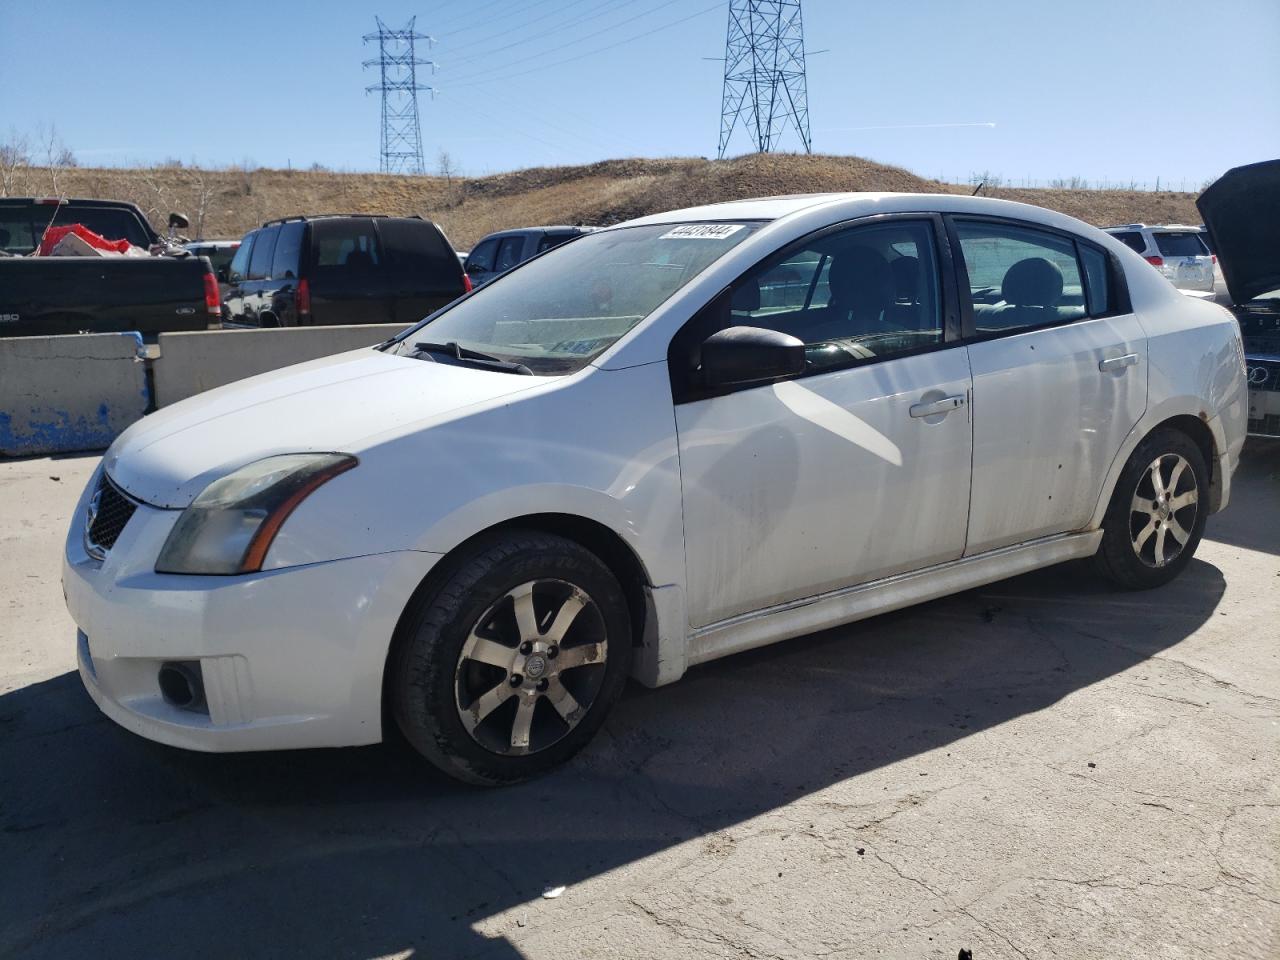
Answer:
[11,154,1202,250]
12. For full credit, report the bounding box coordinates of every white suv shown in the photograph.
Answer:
[64,193,1248,784]
[1105,224,1216,292]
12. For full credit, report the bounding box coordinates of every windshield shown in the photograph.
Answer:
[391,221,762,374]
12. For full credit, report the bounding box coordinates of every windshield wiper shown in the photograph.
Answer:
[412,341,533,375]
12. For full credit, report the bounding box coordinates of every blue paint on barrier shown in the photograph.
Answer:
[0,405,123,457]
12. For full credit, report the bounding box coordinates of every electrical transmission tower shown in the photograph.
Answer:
[362,17,435,174]
[717,0,812,159]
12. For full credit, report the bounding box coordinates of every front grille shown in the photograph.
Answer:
[86,473,138,558]
[1245,359,1280,393]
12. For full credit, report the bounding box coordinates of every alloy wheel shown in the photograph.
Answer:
[1129,453,1199,569]
[454,579,608,756]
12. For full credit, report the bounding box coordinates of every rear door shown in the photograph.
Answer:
[376,218,466,323]
[306,218,393,324]
[951,217,1147,554]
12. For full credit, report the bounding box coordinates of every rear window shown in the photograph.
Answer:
[0,204,152,254]
[248,225,280,280]
[1154,232,1208,257]
[377,218,460,287]
[1110,231,1146,253]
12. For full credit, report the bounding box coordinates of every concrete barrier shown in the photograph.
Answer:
[0,333,149,456]
[153,324,407,407]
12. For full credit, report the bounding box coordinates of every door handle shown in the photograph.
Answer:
[909,394,966,419]
[1099,353,1139,373]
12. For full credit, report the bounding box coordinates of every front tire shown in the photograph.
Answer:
[1094,427,1208,589]
[390,531,632,785]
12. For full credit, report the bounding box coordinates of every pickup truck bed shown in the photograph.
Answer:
[0,255,218,337]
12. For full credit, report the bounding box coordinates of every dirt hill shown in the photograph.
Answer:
[11,154,1202,250]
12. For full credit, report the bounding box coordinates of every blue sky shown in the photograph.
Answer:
[1,0,1277,186]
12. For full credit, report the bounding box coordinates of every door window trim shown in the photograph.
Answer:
[669,212,964,405]
[945,214,1133,344]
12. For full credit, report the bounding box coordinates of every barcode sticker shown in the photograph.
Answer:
[659,224,746,240]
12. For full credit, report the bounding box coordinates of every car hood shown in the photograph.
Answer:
[105,347,551,508]
[1197,159,1280,305]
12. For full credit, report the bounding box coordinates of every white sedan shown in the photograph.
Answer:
[64,193,1249,784]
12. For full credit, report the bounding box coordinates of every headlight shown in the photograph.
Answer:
[155,453,357,575]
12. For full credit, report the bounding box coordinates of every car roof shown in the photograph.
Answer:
[477,225,594,239]
[619,191,1113,231]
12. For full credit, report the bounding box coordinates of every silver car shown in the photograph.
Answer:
[1105,224,1215,292]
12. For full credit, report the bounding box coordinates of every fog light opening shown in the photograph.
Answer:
[158,661,206,713]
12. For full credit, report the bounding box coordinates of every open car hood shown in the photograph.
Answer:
[1197,159,1280,305]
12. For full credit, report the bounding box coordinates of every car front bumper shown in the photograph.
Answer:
[64,495,440,752]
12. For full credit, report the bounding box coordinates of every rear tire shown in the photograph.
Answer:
[1094,427,1209,590]
[390,531,632,786]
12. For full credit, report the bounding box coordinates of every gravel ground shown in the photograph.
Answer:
[0,445,1276,960]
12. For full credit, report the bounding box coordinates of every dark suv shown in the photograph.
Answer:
[222,215,468,327]
[464,225,595,287]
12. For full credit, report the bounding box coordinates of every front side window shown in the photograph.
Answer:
[392,221,761,374]
[495,235,524,272]
[954,221,1087,333]
[722,218,944,373]
[466,237,498,275]
[228,233,255,282]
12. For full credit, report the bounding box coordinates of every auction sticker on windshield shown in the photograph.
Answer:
[659,224,747,240]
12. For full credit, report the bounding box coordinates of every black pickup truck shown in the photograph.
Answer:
[0,198,220,338]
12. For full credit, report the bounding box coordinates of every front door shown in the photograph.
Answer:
[674,217,974,628]
[949,217,1148,554]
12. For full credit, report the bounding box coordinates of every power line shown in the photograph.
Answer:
[362,17,435,174]
[441,0,628,67]
[717,0,812,157]
[445,1,724,89]
[441,0,602,55]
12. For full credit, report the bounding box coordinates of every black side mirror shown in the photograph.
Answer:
[217,266,229,283]
[700,325,806,388]
[168,212,190,230]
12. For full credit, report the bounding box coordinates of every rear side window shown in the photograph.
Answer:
[466,238,499,274]
[55,207,152,248]
[378,218,459,286]
[311,218,382,272]
[271,221,305,279]
[248,225,280,280]
[1111,231,1146,253]
[954,220,1087,333]
[1154,232,1208,257]
[1079,244,1112,316]
[228,233,255,282]
[495,235,524,272]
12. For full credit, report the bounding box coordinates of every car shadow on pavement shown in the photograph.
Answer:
[0,557,1225,960]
